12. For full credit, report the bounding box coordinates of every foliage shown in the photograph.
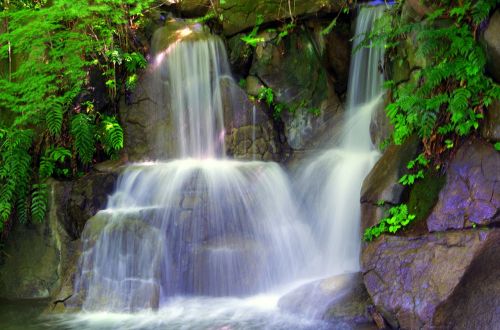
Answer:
[364,0,500,239]
[241,15,265,47]
[364,204,416,241]
[0,0,153,232]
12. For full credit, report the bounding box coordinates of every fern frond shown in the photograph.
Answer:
[71,113,95,164]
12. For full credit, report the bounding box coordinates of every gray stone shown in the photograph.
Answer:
[220,0,342,36]
[278,273,375,328]
[362,229,500,329]
[249,28,342,150]
[360,136,420,230]
[0,180,75,300]
[427,139,500,231]
[482,99,500,142]
[484,9,500,83]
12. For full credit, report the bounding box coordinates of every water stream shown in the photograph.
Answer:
[41,5,386,329]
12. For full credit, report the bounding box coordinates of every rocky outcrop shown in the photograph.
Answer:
[362,229,500,329]
[427,139,500,232]
[248,28,344,150]
[53,162,121,239]
[220,0,342,36]
[360,137,420,230]
[220,78,289,161]
[0,180,74,300]
[484,9,500,83]
[278,273,375,328]
[482,99,500,142]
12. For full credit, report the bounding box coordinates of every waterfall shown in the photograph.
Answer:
[73,24,316,313]
[297,6,385,274]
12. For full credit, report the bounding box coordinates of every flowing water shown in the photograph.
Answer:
[29,5,386,329]
[297,6,385,275]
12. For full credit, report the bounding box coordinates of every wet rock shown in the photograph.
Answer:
[55,165,120,239]
[360,137,420,230]
[173,0,210,18]
[249,28,342,150]
[0,180,74,299]
[220,78,289,161]
[321,20,352,94]
[482,99,500,142]
[369,95,392,150]
[484,9,500,83]
[427,139,500,232]
[362,229,500,329]
[227,33,254,78]
[220,0,342,36]
[278,273,375,328]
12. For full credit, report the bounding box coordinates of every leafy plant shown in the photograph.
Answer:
[241,15,265,47]
[364,204,416,241]
[0,0,152,233]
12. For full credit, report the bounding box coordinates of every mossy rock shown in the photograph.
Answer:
[407,170,445,223]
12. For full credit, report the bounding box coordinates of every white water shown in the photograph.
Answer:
[297,6,385,274]
[64,6,386,329]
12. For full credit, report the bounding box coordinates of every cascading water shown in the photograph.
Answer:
[297,5,385,275]
[56,5,386,329]
[71,23,316,315]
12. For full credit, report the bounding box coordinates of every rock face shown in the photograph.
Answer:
[484,9,500,83]
[278,273,375,328]
[220,0,342,36]
[53,163,120,239]
[427,140,500,232]
[248,28,343,150]
[482,99,500,142]
[0,180,74,299]
[360,137,420,230]
[362,229,500,329]
[220,78,289,161]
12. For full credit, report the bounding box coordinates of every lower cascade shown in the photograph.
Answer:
[65,4,385,329]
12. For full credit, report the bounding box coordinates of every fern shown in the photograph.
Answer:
[31,184,48,223]
[46,102,65,136]
[71,113,95,164]
[99,116,124,154]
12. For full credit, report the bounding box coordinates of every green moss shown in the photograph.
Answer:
[407,170,446,222]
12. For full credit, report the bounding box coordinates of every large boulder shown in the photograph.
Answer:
[278,273,375,328]
[249,28,343,150]
[0,180,75,300]
[362,229,500,329]
[482,99,500,142]
[220,78,290,161]
[360,137,420,230]
[220,0,342,36]
[53,162,120,239]
[427,139,500,232]
[484,9,500,83]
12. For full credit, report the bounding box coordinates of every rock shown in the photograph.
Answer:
[369,95,392,150]
[220,0,342,36]
[245,75,264,96]
[278,273,375,328]
[56,167,120,239]
[227,33,254,78]
[249,28,342,149]
[0,180,74,299]
[174,0,210,18]
[484,9,500,83]
[427,139,500,232]
[362,229,500,329]
[71,214,163,311]
[321,20,352,94]
[482,99,500,142]
[220,78,289,161]
[405,0,433,18]
[360,136,420,230]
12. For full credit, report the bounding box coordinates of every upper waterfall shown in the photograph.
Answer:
[152,25,231,159]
